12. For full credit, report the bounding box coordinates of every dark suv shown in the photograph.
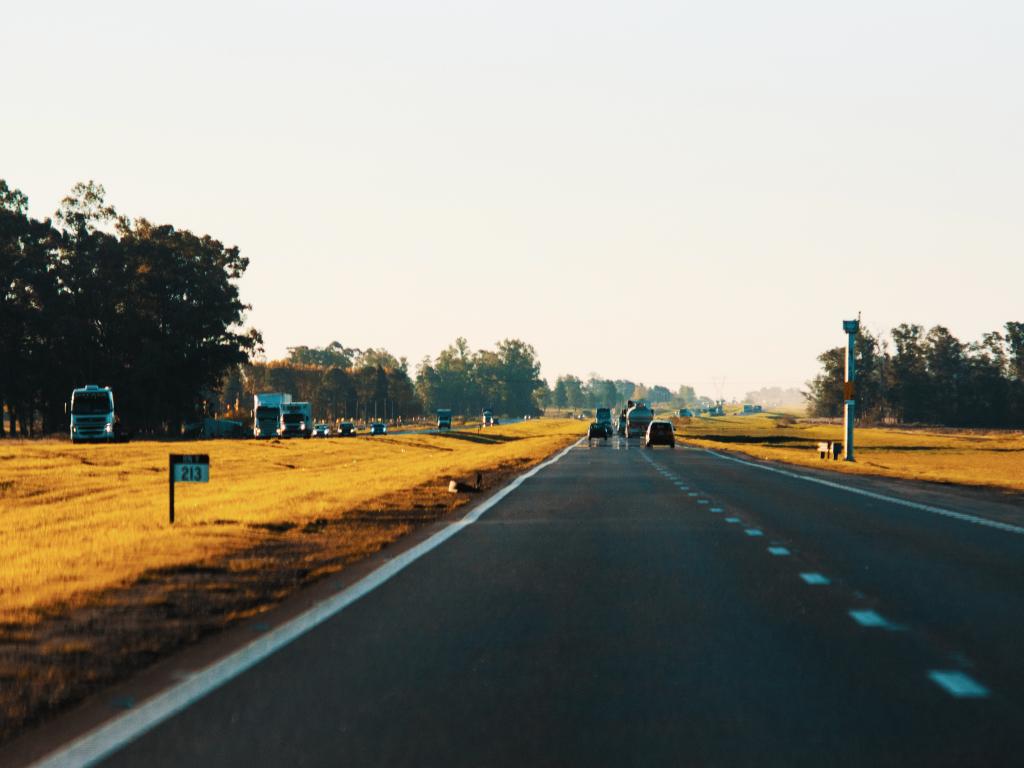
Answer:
[644,420,675,449]
[588,422,610,443]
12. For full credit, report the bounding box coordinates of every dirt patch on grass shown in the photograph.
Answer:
[0,456,540,746]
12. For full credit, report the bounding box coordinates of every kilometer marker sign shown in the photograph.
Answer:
[169,454,209,524]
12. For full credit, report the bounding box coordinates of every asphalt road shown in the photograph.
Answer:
[47,439,1024,765]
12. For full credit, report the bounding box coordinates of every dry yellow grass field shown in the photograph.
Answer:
[677,413,1024,492]
[0,419,581,624]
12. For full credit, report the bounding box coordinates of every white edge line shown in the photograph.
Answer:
[702,449,1024,536]
[32,437,585,768]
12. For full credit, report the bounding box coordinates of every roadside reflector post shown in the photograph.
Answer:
[842,319,859,462]
[169,453,210,524]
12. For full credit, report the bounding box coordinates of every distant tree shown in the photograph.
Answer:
[676,385,697,405]
[614,380,636,402]
[495,338,543,415]
[552,377,569,409]
[288,342,356,369]
[593,379,620,409]
[647,385,673,404]
[564,376,586,409]
[921,326,966,425]
[533,381,553,411]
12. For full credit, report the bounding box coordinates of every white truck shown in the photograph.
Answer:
[254,392,292,438]
[625,400,654,438]
[69,385,116,443]
[280,401,313,438]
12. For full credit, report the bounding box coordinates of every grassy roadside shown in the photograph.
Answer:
[0,419,580,623]
[0,419,581,743]
[676,412,1024,492]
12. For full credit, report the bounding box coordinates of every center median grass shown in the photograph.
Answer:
[0,418,581,743]
[676,413,1024,493]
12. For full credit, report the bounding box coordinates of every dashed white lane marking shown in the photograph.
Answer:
[710,507,723,513]
[687,492,698,497]
[697,499,709,505]
[800,573,830,585]
[745,529,763,537]
[704,449,1024,536]
[768,546,790,556]
[31,439,585,768]
[928,670,990,698]
[849,610,890,628]
[724,517,741,524]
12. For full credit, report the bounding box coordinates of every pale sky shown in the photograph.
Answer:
[4,1,1022,399]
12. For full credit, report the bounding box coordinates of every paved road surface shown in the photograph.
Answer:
[37,439,1024,765]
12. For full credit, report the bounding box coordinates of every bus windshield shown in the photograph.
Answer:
[71,392,112,415]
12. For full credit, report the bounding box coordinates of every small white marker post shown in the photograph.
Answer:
[169,453,210,524]
[842,318,859,462]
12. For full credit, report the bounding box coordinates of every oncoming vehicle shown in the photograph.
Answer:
[312,423,330,438]
[436,409,452,430]
[337,422,357,437]
[280,402,313,438]
[369,422,387,435]
[644,420,675,449]
[482,409,494,427]
[254,392,291,438]
[69,385,117,443]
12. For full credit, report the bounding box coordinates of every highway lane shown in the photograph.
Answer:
[43,438,1024,766]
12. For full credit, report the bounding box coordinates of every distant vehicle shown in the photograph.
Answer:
[69,385,117,443]
[679,408,694,418]
[645,420,675,449]
[625,400,654,438]
[369,422,387,435]
[338,422,357,436]
[254,392,291,438]
[280,402,313,438]
[436,408,452,430]
[312,423,330,438]
[492,417,500,425]
[482,409,494,427]
[588,422,610,444]
[595,407,613,433]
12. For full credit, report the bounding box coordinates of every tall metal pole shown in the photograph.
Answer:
[843,319,859,461]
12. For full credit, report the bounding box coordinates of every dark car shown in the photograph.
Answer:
[644,420,675,449]
[369,422,387,435]
[588,422,610,443]
[337,422,356,436]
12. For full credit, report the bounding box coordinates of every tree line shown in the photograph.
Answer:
[212,344,422,424]
[546,376,698,411]
[1,179,258,436]
[204,337,548,424]
[805,323,1024,427]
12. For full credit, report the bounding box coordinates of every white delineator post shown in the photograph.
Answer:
[843,319,859,461]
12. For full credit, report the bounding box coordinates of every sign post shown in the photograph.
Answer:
[169,454,210,524]
[842,319,859,462]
